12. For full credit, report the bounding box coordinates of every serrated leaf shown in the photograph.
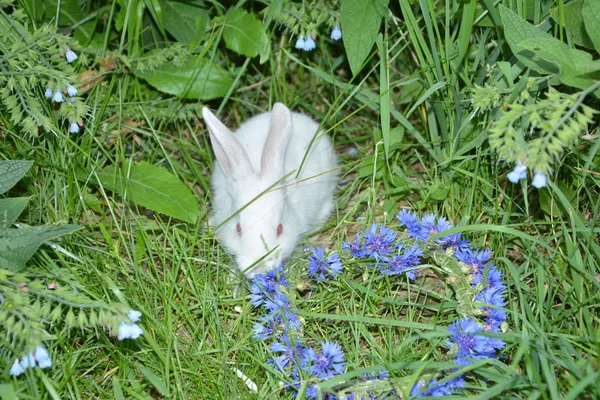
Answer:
[223,9,269,59]
[582,0,600,52]
[94,161,198,223]
[160,0,208,43]
[0,225,82,271]
[134,57,233,100]
[138,364,170,396]
[0,197,30,228]
[341,0,389,75]
[550,0,595,49]
[0,160,32,195]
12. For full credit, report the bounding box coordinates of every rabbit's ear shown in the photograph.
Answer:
[203,107,252,181]
[261,103,292,176]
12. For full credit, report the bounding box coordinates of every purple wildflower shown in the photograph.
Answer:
[250,266,288,307]
[380,244,422,280]
[396,209,429,240]
[311,341,345,379]
[363,224,397,260]
[308,247,343,281]
[342,233,366,258]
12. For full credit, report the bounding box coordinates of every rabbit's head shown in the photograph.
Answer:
[203,103,299,277]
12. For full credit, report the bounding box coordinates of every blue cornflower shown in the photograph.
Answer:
[253,320,274,340]
[475,287,507,325]
[455,248,493,274]
[303,36,316,51]
[66,83,77,96]
[473,265,506,292]
[270,335,307,371]
[308,247,343,281]
[44,87,53,98]
[250,266,287,307]
[448,318,487,356]
[411,376,466,397]
[10,358,24,376]
[52,91,64,103]
[532,172,547,189]
[311,341,345,379]
[380,244,422,280]
[396,209,429,240]
[342,233,366,258]
[363,224,397,259]
[330,26,342,40]
[507,162,527,183]
[65,48,78,63]
[363,369,390,380]
[69,122,79,133]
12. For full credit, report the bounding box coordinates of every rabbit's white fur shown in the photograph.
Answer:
[203,103,338,278]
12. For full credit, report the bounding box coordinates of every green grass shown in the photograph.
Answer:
[1,0,599,398]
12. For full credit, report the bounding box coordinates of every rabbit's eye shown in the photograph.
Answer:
[277,223,283,237]
[236,223,242,234]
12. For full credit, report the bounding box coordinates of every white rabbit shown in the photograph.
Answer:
[203,103,338,278]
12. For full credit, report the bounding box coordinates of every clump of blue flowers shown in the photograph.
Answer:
[252,211,508,398]
[251,265,346,399]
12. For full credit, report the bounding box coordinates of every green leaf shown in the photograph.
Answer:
[550,0,595,49]
[222,9,269,59]
[0,384,17,400]
[94,161,198,223]
[138,364,170,396]
[457,0,477,63]
[0,225,82,271]
[500,5,600,89]
[159,0,208,43]
[516,38,599,89]
[0,160,32,195]
[0,197,30,228]
[134,57,233,100]
[341,0,389,75]
[582,0,600,52]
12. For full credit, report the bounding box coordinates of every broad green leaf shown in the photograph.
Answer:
[223,9,269,59]
[517,38,599,89]
[499,5,556,75]
[0,383,17,400]
[138,364,169,396]
[0,160,32,195]
[0,225,82,271]
[0,197,29,228]
[341,0,389,75]
[550,0,595,49]
[582,0,600,52]
[160,0,208,43]
[500,5,600,89]
[135,57,233,100]
[94,160,198,223]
